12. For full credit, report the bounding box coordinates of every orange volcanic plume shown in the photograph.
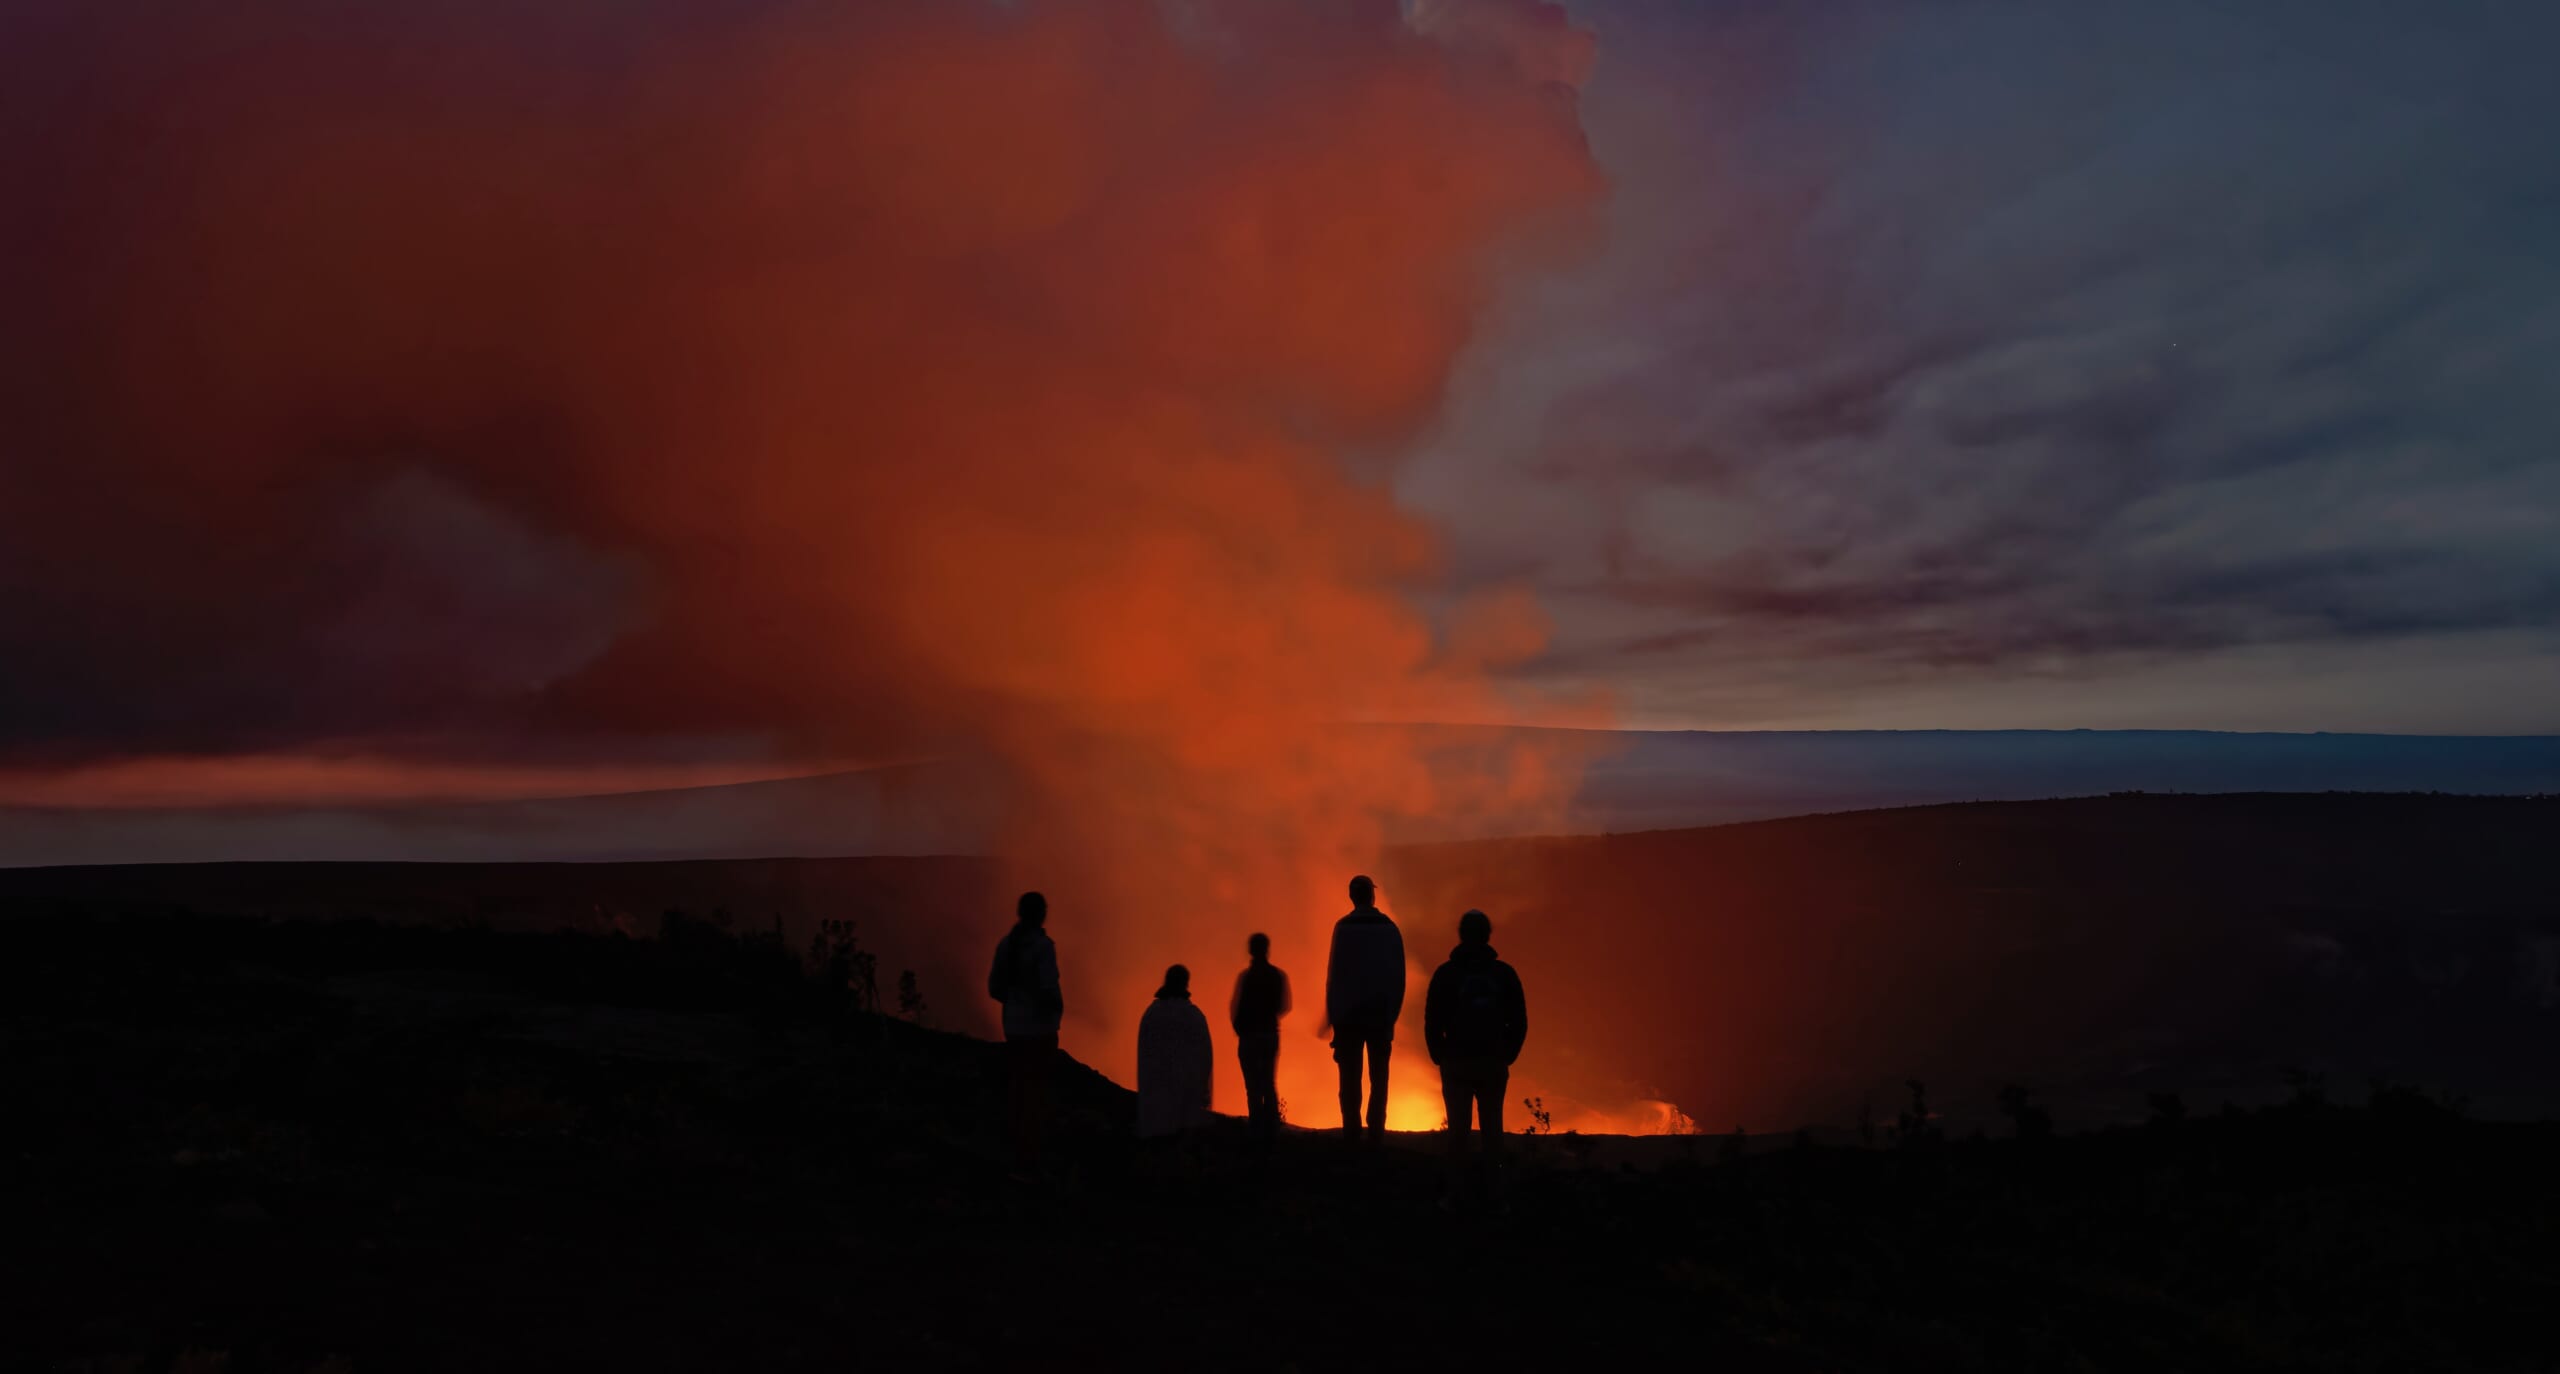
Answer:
[1,0,1636,1127]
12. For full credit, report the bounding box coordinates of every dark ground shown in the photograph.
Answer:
[6,909,2557,1372]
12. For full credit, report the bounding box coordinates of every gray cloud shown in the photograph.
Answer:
[1408,0,2560,728]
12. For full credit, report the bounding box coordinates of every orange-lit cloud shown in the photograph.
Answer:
[0,753,896,810]
[2,1,1641,1124]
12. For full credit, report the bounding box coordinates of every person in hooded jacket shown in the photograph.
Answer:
[1137,964,1214,1140]
[1324,874,1405,1142]
[1424,908,1528,1166]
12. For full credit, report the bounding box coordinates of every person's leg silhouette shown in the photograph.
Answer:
[1334,1030,1364,1139]
[1239,1029,1280,1144]
[1442,1066,1474,1158]
[1363,1030,1392,1138]
[1333,1027,1395,1141]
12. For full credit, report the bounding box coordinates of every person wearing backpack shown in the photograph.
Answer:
[987,890,1063,1178]
[1424,908,1528,1174]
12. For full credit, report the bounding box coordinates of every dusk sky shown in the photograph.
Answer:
[3,0,2556,815]
[1414,0,2560,733]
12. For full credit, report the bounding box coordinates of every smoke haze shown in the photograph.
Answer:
[2,0,1615,1121]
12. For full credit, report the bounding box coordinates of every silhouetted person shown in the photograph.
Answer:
[1325,874,1405,1142]
[1425,908,1527,1180]
[986,890,1062,1177]
[1230,932,1292,1144]
[1138,964,1213,1140]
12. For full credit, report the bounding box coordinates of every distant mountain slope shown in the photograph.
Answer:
[1558,728,2560,833]
[6,729,2557,866]
[1390,791,2560,1132]
[10,792,2556,1138]
[0,759,1001,867]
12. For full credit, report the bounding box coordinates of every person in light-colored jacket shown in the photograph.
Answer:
[1137,965,1214,1140]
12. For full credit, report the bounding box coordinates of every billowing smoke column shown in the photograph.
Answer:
[0,0,1629,1125]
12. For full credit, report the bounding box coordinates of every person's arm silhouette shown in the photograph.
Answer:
[1321,920,1344,1035]
[1422,958,1460,1065]
[1036,934,1062,1021]
[1502,962,1528,1065]
[1384,921,1406,1026]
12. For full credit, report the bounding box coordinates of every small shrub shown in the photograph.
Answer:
[2368,1079,2468,1123]
[1997,1083,2053,1142]
[809,918,879,1011]
[2280,1065,2329,1109]
[1890,1079,1940,1150]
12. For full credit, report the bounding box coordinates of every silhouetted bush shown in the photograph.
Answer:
[808,917,879,1011]
[1997,1084,2052,1142]
[1890,1079,1941,1150]
[2368,1079,2468,1123]
[2280,1065,2329,1109]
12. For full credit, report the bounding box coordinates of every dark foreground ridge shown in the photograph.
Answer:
[9,910,2556,1372]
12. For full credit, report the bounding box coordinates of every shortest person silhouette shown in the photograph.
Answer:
[1230,933,1292,1146]
[1138,964,1214,1140]
[1425,908,1528,1198]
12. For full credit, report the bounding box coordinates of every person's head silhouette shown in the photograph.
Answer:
[1158,964,1190,998]
[1458,908,1491,945]
[1017,890,1047,929]
[1247,932,1271,963]
[1348,874,1376,909]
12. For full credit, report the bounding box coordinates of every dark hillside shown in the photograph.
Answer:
[1385,793,2560,1130]
[6,911,2556,1372]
